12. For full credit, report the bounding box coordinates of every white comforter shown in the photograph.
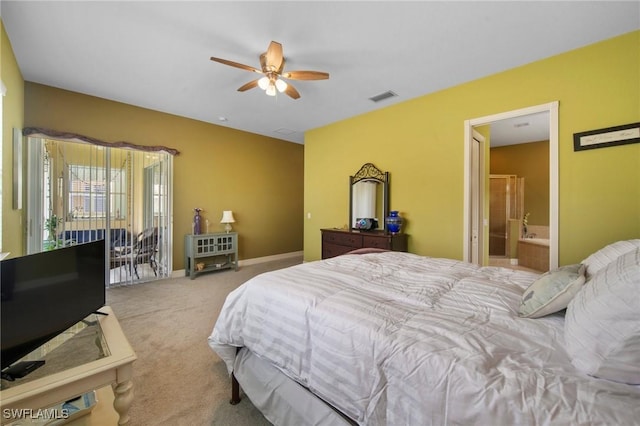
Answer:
[209,252,640,425]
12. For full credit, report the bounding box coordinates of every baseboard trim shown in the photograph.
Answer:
[238,250,304,267]
[171,250,303,278]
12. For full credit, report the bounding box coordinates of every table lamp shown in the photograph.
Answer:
[220,210,235,233]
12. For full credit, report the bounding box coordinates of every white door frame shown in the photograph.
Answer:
[470,130,485,264]
[463,101,559,269]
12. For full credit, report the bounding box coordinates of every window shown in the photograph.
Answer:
[68,165,126,219]
[26,132,174,284]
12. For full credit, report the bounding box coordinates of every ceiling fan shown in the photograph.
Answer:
[210,41,329,100]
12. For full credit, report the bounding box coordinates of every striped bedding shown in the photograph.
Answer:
[209,251,640,425]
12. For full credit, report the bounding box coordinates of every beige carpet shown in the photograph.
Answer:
[106,257,303,426]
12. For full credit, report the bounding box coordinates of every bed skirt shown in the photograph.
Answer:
[233,347,355,426]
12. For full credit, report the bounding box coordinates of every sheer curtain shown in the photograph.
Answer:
[24,128,176,287]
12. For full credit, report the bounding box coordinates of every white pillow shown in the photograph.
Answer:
[565,248,640,384]
[519,264,586,318]
[581,239,640,279]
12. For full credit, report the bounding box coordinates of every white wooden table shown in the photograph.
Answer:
[0,306,137,425]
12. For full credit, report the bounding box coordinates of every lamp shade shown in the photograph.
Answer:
[275,78,288,93]
[257,76,270,90]
[265,83,276,96]
[220,211,235,224]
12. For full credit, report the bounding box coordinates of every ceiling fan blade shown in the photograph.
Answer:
[259,53,268,73]
[210,57,262,74]
[237,79,260,92]
[283,83,300,100]
[265,41,284,72]
[282,70,330,81]
[260,53,285,74]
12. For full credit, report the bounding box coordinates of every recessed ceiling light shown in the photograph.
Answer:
[274,128,297,135]
[218,116,228,122]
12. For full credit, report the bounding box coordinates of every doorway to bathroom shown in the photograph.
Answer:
[463,101,559,272]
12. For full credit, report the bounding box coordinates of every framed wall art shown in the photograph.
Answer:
[573,122,640,151]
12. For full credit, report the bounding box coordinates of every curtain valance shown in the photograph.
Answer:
[23,127,180,156]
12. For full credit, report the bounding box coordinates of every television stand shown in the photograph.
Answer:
[1,360,45,381]
[0,306,137,425]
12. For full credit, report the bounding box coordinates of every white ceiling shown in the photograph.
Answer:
[490,112,550,147]
[2,1,638,145]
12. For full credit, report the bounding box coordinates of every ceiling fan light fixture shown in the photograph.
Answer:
[211,41,328,100]
[258,76,270,90]
[275,78,288,93]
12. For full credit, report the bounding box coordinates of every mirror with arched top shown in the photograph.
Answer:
[349,163,389,231]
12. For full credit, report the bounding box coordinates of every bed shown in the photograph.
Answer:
[208,241,640,425]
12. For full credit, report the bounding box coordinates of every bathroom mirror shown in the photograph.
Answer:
[349,163,389,231]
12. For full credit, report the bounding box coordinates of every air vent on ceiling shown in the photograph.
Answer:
[369,90,397,103]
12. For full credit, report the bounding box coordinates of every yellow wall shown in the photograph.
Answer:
[305,31,640,265]
[1,22,25,257]
[490,141,549,226]
[21,83,304,268]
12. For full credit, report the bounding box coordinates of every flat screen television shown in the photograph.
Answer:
[1,240,106,372]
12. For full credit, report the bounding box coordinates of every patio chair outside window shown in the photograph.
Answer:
[110,227,158,279]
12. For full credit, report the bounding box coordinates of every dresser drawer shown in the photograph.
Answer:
[322,242,357,259]
[321,229,408,260]
[322,231,363,248]
[362,235,391,249]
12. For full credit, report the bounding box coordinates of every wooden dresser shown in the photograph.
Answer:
[321,228,408,259]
